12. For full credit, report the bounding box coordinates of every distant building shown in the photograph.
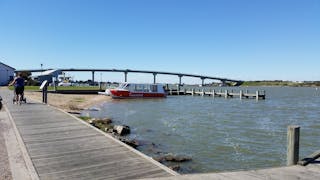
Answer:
[32,69,62,84]
[0,62,15,86]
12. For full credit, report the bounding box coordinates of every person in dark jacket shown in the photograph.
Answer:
[9,73,25,103]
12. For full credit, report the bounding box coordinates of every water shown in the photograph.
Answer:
[83,87,320,173]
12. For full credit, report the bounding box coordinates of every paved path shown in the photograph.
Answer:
[0,89,177,180]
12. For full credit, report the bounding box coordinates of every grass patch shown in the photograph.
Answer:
[8,86,105,91]
[79,116,91,121]
[72,97,85,103]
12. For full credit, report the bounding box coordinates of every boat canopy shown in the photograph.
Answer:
[118,83,165,93]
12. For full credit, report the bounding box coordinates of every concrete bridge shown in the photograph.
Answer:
[15,68,244,86]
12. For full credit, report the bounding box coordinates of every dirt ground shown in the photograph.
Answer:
[24,92,112,112]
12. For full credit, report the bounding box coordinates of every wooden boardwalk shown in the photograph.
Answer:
[143,161,320,180]
[1,89,177,180]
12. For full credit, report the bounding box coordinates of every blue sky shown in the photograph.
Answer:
[0,0,319,83]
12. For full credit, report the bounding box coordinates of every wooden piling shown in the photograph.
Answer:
[287,125,300,166]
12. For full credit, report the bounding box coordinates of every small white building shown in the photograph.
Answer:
[0,62,15,86]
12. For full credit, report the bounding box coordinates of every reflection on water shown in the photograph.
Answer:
[83,87,320,173]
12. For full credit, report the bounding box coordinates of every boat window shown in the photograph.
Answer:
[151,85,158,92]
[124,84,130,90]
[144,85,151,92]
[135,84,144,92]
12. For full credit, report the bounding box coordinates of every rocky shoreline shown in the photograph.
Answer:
[79,115,192,172]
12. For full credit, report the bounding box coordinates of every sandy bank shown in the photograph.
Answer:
[24,92,112,112]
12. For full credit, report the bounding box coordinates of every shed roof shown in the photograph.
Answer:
[0,62,15,70]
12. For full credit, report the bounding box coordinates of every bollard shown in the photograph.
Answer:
[287,125,300,166]
[40,80,48,104]
[256,91,259,101]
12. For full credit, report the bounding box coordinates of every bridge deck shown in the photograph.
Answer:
[1,89,176,180]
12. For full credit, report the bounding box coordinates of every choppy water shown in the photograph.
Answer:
[83,87,320,173]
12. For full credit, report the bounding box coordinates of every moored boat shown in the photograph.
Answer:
[109,83,167,98]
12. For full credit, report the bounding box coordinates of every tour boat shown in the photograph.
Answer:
[109,83,167,98]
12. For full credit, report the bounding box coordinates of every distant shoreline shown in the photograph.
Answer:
[240,81,320,87]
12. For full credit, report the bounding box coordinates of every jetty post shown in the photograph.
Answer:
[239,90,243,100]
[212,89,215,98]
[225,90,228,98]
[256,91,259,101]
[287,125,300,165]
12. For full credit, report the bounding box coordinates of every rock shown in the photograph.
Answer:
[87,107,100,111]
[155,154,192,163]
[89,118,112,125]
[96,118,112,124]
[113,125,130,135]
[119,137,139,148]
[169,165,180,171]
[104,126,115,133]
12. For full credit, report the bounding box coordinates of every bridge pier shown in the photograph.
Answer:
[201,77,206,86]
[124,72,128,82]
[153,73,157,84]
[178,75,183,86]
[92,71,95,86]
[178,75,183,91]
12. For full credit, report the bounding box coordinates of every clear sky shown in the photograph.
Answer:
[0,0,319,83]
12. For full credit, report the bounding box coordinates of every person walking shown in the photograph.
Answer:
[9,73,25,104]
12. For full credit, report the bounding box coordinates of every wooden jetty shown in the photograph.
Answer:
[168,88,266,100]
[1,89,177,180]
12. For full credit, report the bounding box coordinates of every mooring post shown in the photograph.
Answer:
[225,90,228,98]
[256,91,259,100]
[201,89,205,96]
[239,90,243,100]
[212,89,215,98]
[170,89,172,95]
[287,125,300,166]
[192,88,195,96]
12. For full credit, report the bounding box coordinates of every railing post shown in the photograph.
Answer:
[287,125,300,166]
